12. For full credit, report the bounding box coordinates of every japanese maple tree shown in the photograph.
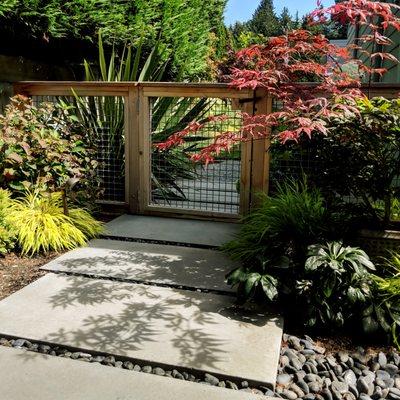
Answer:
[156,0,400,163]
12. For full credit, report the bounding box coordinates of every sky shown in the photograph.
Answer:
[224,0,335,25]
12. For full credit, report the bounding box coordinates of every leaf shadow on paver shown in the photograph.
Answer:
[45,275,228,370]
[49,244,234,292]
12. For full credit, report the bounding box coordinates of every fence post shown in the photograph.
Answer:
[125,84,140,213]
[251,89,272,199]
[240,89,272,213]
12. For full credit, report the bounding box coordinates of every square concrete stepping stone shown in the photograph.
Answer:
[0,274,282,386]
[104,215,239,247]
[0,346,267,400]
[41,239,238,293]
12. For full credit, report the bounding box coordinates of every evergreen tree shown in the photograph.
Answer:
[278,7,292,34]
[293,11,301,29]
[248,0,280,37]
[230,22,247,38]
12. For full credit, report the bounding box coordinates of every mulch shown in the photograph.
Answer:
[0,252,61,301]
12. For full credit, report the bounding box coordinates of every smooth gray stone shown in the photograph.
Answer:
[379,353,388,368]
[344,370,357,386]
[42,239,238,293]
[104,215,239,247]
[0,274,283,387]
[377,370,391,381]
[277,374,292,386]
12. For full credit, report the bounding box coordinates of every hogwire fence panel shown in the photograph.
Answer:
[13,82,266,221]
[13,82,400,221]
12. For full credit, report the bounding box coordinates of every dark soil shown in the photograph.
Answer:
[0,252,61,300]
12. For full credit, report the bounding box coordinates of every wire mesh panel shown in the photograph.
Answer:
[31,95,126,203]
[148,96,242,215]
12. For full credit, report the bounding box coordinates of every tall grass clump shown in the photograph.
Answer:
[224,178,333,264]
[6,191,103,255]
[0,189,15,255]
[368,254,400,346]
[225,178,340,303]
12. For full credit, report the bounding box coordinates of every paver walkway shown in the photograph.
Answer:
[0,346,264,400]
[0,216,282,398]
[42,238,238,293]
[103,214,239,247]
[0,273,282,384]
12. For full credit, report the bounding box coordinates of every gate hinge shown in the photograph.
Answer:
[239,97,262,104]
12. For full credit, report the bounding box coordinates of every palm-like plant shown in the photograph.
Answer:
[73,32,214,201]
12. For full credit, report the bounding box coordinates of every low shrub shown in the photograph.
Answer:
[304,97,400,229]
[298,242,375,328]
[225,179,340,303]
[224,179,386,337]
[5,191,103,255]
[0,96,99,203]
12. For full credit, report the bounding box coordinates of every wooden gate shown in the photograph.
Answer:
[13,82,272,221]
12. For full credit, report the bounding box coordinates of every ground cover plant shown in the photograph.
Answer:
[368,254,400,345]
[0,189,15,256]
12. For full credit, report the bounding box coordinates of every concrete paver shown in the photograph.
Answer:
[0,273,282,386]
[104,215,239,247]
[41,239,237,293]
[0,346,267,400]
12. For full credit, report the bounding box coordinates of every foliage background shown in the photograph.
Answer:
[0,0,228,80]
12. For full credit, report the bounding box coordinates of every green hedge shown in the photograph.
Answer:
[0,0,227,79]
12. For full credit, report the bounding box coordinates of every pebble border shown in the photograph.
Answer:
[0,336,270,396]
[276,334,400,400]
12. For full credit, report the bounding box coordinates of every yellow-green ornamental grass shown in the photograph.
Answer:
[6,191,103,255]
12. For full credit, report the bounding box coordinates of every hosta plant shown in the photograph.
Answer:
[298,242,375,328]
[6,191,103,255]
